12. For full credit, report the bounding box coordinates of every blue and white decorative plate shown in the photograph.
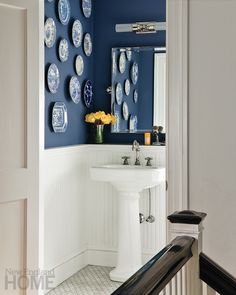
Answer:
[111,111,120,133]
[69,76,81,104]
[83,33,92,56]
[116,83,123,105]
[75,55,84,76]
[133,89,138,103]
[82,0,92,18]
[58,39,69,62]
[58,0,71,25]
[119,52,126,74]
[122,101,129,121]
[72,20,83,48]
[126,49,132,61]
[52,102,68,133]
[47,64,60,94]
[44,18,56,48]
[129,114,138,132]
[131,62,139,85]
[125,79,131,96]
[84,80,93,108]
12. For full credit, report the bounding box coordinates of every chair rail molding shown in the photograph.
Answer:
[166,0,189,221]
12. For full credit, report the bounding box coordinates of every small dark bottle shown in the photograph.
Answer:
[152,126,165,145]
[152,126,159,145]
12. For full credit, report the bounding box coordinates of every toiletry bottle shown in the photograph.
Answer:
[144,132,151,145]
[152,126,159,145]
[157,126,165,144]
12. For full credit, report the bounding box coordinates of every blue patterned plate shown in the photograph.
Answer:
[131,62,139,85]
[83,33,92,56]
[133,89,138,103]
[119,52,126,74]
[116,83,123,105]
[69,76,81,104]
[122,101,129,121]
[58,0,71,25]
[72,20,83,48]
[83,80,93,108]
[111,111,120,133]
[125,79,131,96]
[75,55,84,76]
[82,0,92,18]
[58,39,69,62]
[44,18,56,48]
[47,64,60,94]
[129,115,138,132]
[52,102,68,133]
[126,49,132,61]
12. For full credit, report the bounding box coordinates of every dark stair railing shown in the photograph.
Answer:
[111,210,236,295]
[112,235,195,295]
[200,253,236,295]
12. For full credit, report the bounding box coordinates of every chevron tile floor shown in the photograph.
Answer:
[48,265,122,295]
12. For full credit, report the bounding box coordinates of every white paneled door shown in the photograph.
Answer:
[0,1,43,295]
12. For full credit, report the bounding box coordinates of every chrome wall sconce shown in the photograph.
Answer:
[115,21,166,34]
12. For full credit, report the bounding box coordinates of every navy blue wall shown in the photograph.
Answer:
[45,0,94,148]
[45,0,165,148]
[93,0,166,144]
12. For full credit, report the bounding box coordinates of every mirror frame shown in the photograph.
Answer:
[110,46,166,134]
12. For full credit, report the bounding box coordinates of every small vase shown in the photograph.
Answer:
[92,124,104,144]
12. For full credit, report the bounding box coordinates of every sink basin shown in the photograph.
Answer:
[90,164,165,193]
[90,164,165,282]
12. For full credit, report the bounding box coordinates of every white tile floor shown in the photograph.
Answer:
[48,266,122,295]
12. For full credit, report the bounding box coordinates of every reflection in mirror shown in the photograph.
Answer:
[111,47,166,134]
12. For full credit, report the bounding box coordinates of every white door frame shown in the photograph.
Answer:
[0,1,44,294]
[166,0,189,219]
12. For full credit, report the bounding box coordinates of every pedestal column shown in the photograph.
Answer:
[110,192,142,282]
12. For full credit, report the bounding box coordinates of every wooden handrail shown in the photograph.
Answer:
[111,236,195,295]
[200,252,236,295]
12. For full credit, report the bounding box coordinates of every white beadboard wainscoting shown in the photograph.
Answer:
[42,144,166,289]
[42,146,88,289]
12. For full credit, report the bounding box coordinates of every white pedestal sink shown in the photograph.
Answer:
[90,164,165,282]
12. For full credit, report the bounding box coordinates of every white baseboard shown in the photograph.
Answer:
[87,248,155,268]
[87,249,117,267]
[45,250,88,294]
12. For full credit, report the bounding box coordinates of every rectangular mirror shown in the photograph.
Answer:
[111,46,166,134]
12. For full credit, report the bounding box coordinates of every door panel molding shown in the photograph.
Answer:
[0,0,43,294]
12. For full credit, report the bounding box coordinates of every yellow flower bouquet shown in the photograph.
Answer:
[85,111,116,144]
[85,111,116,125]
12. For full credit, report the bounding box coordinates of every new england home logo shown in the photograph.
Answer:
[5,268,55,291]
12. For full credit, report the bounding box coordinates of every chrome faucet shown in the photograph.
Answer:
[145,157,153,167]
[132,140,141,165]
[122,156,130,165]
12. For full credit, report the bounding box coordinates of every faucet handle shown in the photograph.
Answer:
[145,157,153,166]
[122,156,130,165]
[132,140,140,151]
